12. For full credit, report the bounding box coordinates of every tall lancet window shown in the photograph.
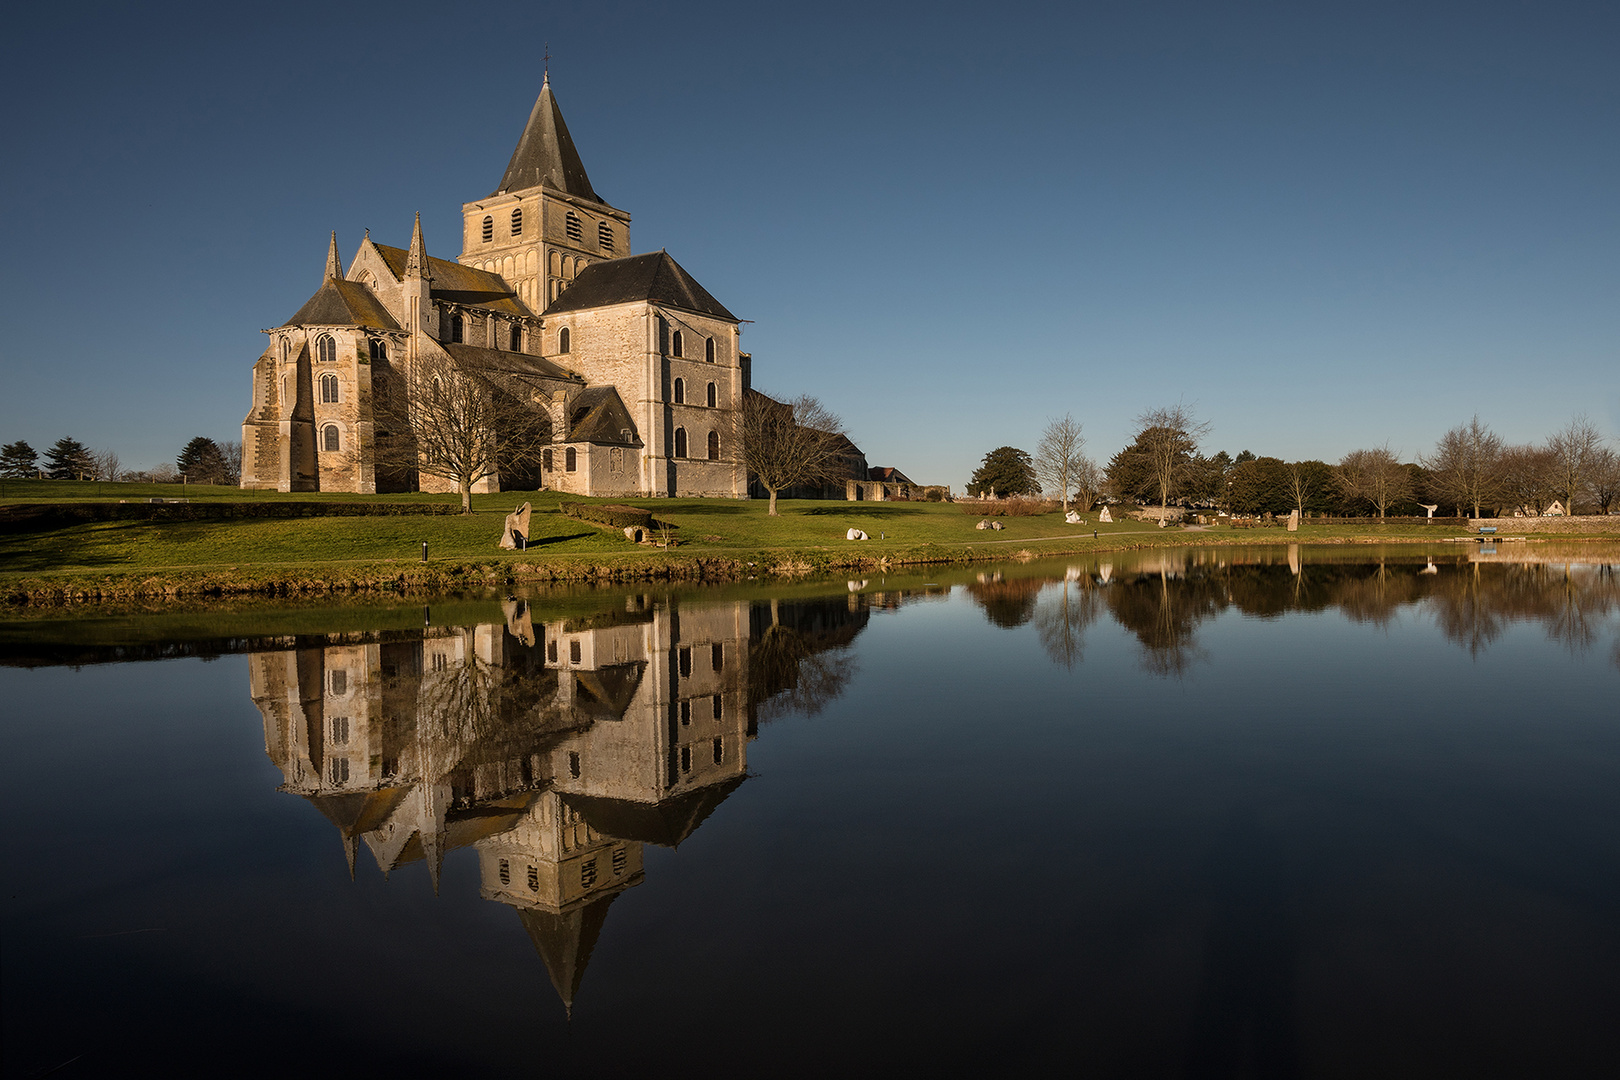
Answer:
[316,334,336,363]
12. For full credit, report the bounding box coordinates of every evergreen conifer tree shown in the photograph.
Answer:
[44,437,94,480]
[176,437,230,485]
[1,440,39,478]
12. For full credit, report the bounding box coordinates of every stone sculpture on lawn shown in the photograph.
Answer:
[498,502,532,549]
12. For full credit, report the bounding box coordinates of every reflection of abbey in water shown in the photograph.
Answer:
[248,595,867,1010]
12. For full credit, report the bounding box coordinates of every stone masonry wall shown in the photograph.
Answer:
[1469,516,1620,534]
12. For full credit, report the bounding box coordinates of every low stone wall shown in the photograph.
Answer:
[1469,515,1620,534]
[0,501,459,534]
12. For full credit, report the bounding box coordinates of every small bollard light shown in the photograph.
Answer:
[421,541,428,562]
[423,606,431,626]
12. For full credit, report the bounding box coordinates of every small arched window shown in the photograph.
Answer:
[511,208,523,235]
[672,377,685,404]
[565,446,577,472]
[706,382,717,408]
[707,430,719,460]
[323,425,340,452]
[674,427,688,458]
[565,212,581,242]
[449,314,463,343]
[369,338,386,361]
[482,216,493,242]
[598,221,613,250]
[509,323,521,351]
[671,330,683,358]
[320,374,339,403]
[316,334,336,363]
[558,327,570,353]
[705,337,715,363]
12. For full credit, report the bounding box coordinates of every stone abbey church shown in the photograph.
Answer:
[241,76,748,497]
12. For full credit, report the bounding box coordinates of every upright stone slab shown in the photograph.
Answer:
[499,502,533,549]
[1287,509,1300,532]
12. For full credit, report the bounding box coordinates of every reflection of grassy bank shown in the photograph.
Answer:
[6,486,1619,605]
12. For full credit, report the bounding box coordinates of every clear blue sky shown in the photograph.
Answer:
[2,0,1615,487]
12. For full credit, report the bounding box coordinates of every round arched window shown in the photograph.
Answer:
[706,382,717,408]
[707,430,719,460]
[322,425,340,452]
[671,330,683,358]
[316,334,336,363]
[558,327,570,353]
[674,427,688,458]
[320,374,339,403]
[673,377,685,404]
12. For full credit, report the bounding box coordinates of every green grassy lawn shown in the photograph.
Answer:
[0,482,1555,600]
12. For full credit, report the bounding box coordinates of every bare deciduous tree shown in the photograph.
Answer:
[1335,445,1412,518]
[1125,403,1210,520]
[1497,444,1558,516]
[1545,415,1605,516]
[1590,447,1620,516]
[1423,415,1504,518]
[1033,413,1087,510]
[741,389,850,516]
[1072,457,1103,512]
[1286,462,1314,517]
[90,448,121,482]
[219,440,243,487]
[374,352,551,512]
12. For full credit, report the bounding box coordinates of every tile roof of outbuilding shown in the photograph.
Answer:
[565,386,642,446]
[543,251,737,322]
[442,342,582,384]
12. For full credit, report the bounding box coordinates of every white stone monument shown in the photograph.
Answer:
[1098,507,1113,523]
[498,502,532,549]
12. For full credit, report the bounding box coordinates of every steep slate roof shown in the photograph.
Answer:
[517,891,624,1013]
[443,342,582,384]
[493,77,604,203]
[561,775,747,849]
[566,386,642,446]
[869,466,916,485]
[372,244,535,318]
[544,251,737,322]
[280,279,401,330]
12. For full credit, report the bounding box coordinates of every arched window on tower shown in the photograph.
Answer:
[482,216,494,243]
[705,337,715,362]
[320,374,339,403]
[598,221,613,250]
[707,430,719,460]
[369,339,386,361]
[323,425,340,452]
[566,212,581,242]
[558,327,570,353]
[671,330,683,358]
[509,323,521,351]
[449,314,463,343]
[316,334,336,363]
[511,208,523,235]
[706,382,717,408]
[673,427,688,458]
[672,377,685,404]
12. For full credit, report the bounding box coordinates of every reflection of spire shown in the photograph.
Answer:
[516,893,622,1017]
[343,833,357,880]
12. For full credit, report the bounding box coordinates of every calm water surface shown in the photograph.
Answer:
[3,545,1619,1078]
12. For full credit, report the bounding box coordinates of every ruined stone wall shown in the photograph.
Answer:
[1469,515,1620,534]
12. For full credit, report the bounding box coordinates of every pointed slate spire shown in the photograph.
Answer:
[324,231,342,281]
[493,78,601,201]
[404,212,430,280]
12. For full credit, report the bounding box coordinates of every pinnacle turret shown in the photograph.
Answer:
[324,231,342,281]
[405,212,430,280]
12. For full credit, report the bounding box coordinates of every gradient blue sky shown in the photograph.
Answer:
[2,0,1615,486]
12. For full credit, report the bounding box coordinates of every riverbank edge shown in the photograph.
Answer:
[6,530,1609,607]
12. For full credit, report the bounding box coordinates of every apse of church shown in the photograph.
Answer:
[241,75,748,499]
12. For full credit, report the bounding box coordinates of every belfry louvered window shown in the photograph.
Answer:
[566,212,581,242]
[482,216,493,242]
[598,221,613,250]
[511,208,523,236]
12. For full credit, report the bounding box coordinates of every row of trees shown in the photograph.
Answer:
[0,436,243,485]
[968,410,1620,518]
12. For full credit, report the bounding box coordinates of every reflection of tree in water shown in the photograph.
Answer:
[964,573,1047,628]
[1033,576,1102,669]
[1105,563,1221,677]
[1333,560,1422,629]
[748,597,867,722]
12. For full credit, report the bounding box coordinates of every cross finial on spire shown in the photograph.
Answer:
[543,42,551,84]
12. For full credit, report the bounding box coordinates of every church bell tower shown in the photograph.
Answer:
[458,74,631,312]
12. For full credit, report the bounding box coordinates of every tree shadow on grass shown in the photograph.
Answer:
[798,505,930,518]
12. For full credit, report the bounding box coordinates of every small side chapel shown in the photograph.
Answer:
[241,75,750,498]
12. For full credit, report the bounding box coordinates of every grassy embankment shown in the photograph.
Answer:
[0,478,1589,604]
